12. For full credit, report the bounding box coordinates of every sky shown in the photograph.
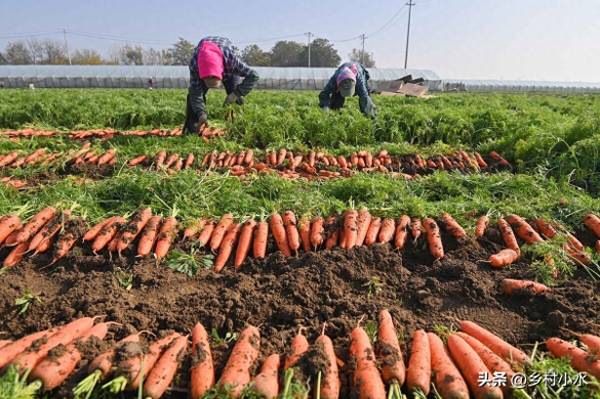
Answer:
[1,0,600,82]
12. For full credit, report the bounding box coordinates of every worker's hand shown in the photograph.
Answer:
[321,106,330,112]
[224,92,240,106]
[194,112,208,133]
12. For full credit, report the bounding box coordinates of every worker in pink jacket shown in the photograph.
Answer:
[183,36,259,134]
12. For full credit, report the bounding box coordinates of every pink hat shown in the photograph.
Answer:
[336,65,358,86]
[198,41,224,79]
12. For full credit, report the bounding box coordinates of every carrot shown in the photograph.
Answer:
[244,149,254,166]
[30,322,110,391]
[394,215,411,250]
[584,213,600,238]
[475,215,490,238]
[190,323,215,398]
[183,219,206,241]
[447,334,503,399]
[277,148,287,165]
[88,333,142,378]
[84,216,118,241]
[364,217,382,246]
[310,217,325,249]
[124,333,179,391]
[12,317,95,373]
[128,155,147,167]
[0,328,57,369]
[13,207,56,245]
[497,218,520,255]
[117,207,152,253]
[377,309,405,385]
[474,153,488,168]
[154,150,167,168]
[283,211,300,254]
[579,334,600,354]
[356,209,372,246]
[0,151,18,167]
[428,333,469,399]
[505,214,543,244]
[377,218,395,244]
[253,354,280,399]
[234,220,256,269]
[0,339,11,349]
[3,240,29,267]
[253,221,269,259]
[218,326,261,398]
[136,215,161,256]
[184,153,195,169]
[214,223,240,272]
[154,217,177,259]
[50,220,82,264]
[422,218,444,259]
[210,213,234,252]
[410,217,422,241]
[546,337,600,380]
[270,212,292,256]
[324,217,339,250]
[343,209,359,249]
[500,278,549,295]
[197,221,215,247]
[349,326,386,399]
[315,331,339,399]
[406,329,431,395]
[97,149,116,166]
[455,332,514,386]
[299,217,311,252]
[143,335,188,399]
[338,223,347,249]
[284,330,309,369]
[441,213,467,239]
[459,320,530,367]
[0,215,21,245]
[489,248,519,268]
[92,216,125,253]
[29,212,68,253]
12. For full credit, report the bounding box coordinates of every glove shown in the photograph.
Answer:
[192,112,208,133]
[322,106,330,112]
[224,92,240,106]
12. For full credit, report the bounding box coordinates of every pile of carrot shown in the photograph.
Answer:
[0,148,66,169]
[0,128,57,138]
[0,127,196,140]
[1,176,28,189]
[128,151,197,173]
[71,146,117,168]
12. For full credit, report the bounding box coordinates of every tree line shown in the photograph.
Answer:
[0,37,375,67]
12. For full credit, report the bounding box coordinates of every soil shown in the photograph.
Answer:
[0,228,598,397]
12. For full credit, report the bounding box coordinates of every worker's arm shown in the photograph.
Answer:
[356,70,376,117]
[319,75,337,109]
[228,52,259,97]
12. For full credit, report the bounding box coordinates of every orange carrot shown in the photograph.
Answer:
[505,214,543,244]
[394,215,411,250]
[377,309,405,385]
[253,221,269,259]
[500,278,549,295]
[456,332,514,385]
[324,217,339,250]
[447,334,504,399]
[210,213,234,252]
[125,333,179,390]
[546,337,600,380]
[0,215,21,245]
[252,354,280,399]
[270,212,291,256]
[3,240,29,267]
[29,212,69,253]
[299,217,311,252]
[50,221,81,264]
[497,218,520,255]
[284,330,309,369]
[92,216,125,253]
[214,223,240,272]
[183,219,206,241]
[459,320,530,367]
[0,328,57,369]
[441,213,467,239]
[356,209,371,246]
[143,335,188,399]
[406,329,431,395]
[338,223,346,249]
[97,149,116,166]
[583,213,600,238]
[154,150,167,168]
[579,334,600,354]
[154,217,177,259]
[117,207,152,253]
[128,155,147,167]
[475,215,490,238]
[489,248,519,268]
[310,217,325,249]
[315,332,339,399]
[377,218,395,244]
[30,322,110,391]
[410,217,422,241]
[235,220,256,269]
[87,333,142,378]
[343,209,359,249]
[364,217,381,246]
[190,323,215,398]
[184,153,195,169]
[84,216,118,242]
[349,326,386,399]
[197,221,215,247]
[218,326,261,398]
[428,332,469,399]
[423,218,444,259]
[283,211,300,254]
[13,207,56,245]
[136,215,161,257]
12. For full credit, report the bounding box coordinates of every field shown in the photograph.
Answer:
[0,89,599,399]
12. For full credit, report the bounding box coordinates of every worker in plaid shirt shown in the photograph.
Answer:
[184,36,259,134]
[319,62,376,117]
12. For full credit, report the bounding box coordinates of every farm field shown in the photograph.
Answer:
[0,89,599,399]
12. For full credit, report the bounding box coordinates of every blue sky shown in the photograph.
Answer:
[1,0,599,81]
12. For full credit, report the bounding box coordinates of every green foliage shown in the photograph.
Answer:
[166,246,213,277]
[14,289,41,315]
[0,366,41,399]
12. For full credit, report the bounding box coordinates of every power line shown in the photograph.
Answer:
[366,3,409,38]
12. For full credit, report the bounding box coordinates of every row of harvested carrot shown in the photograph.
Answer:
[0,127,226,140]
[1,312,598,399]
[1,207,600,270]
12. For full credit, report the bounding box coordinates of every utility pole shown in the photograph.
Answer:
[404,1,415,69]
[360,34,366,65]
[305,32,313,68]
[63,29,72,65]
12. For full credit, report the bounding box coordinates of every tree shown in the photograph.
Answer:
[270,41,304,67]
[40,40,68,64]
[299,38,341,67]
[144,48,172,65]
[349,48,376,67]
[171,37,195,65]
[4,41,32,64]
[241,44,271,66]
[110,44,144,65]
[71,49,104,65]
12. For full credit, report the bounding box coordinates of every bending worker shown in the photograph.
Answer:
[319,62,376,117]
[183,36,259,133]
